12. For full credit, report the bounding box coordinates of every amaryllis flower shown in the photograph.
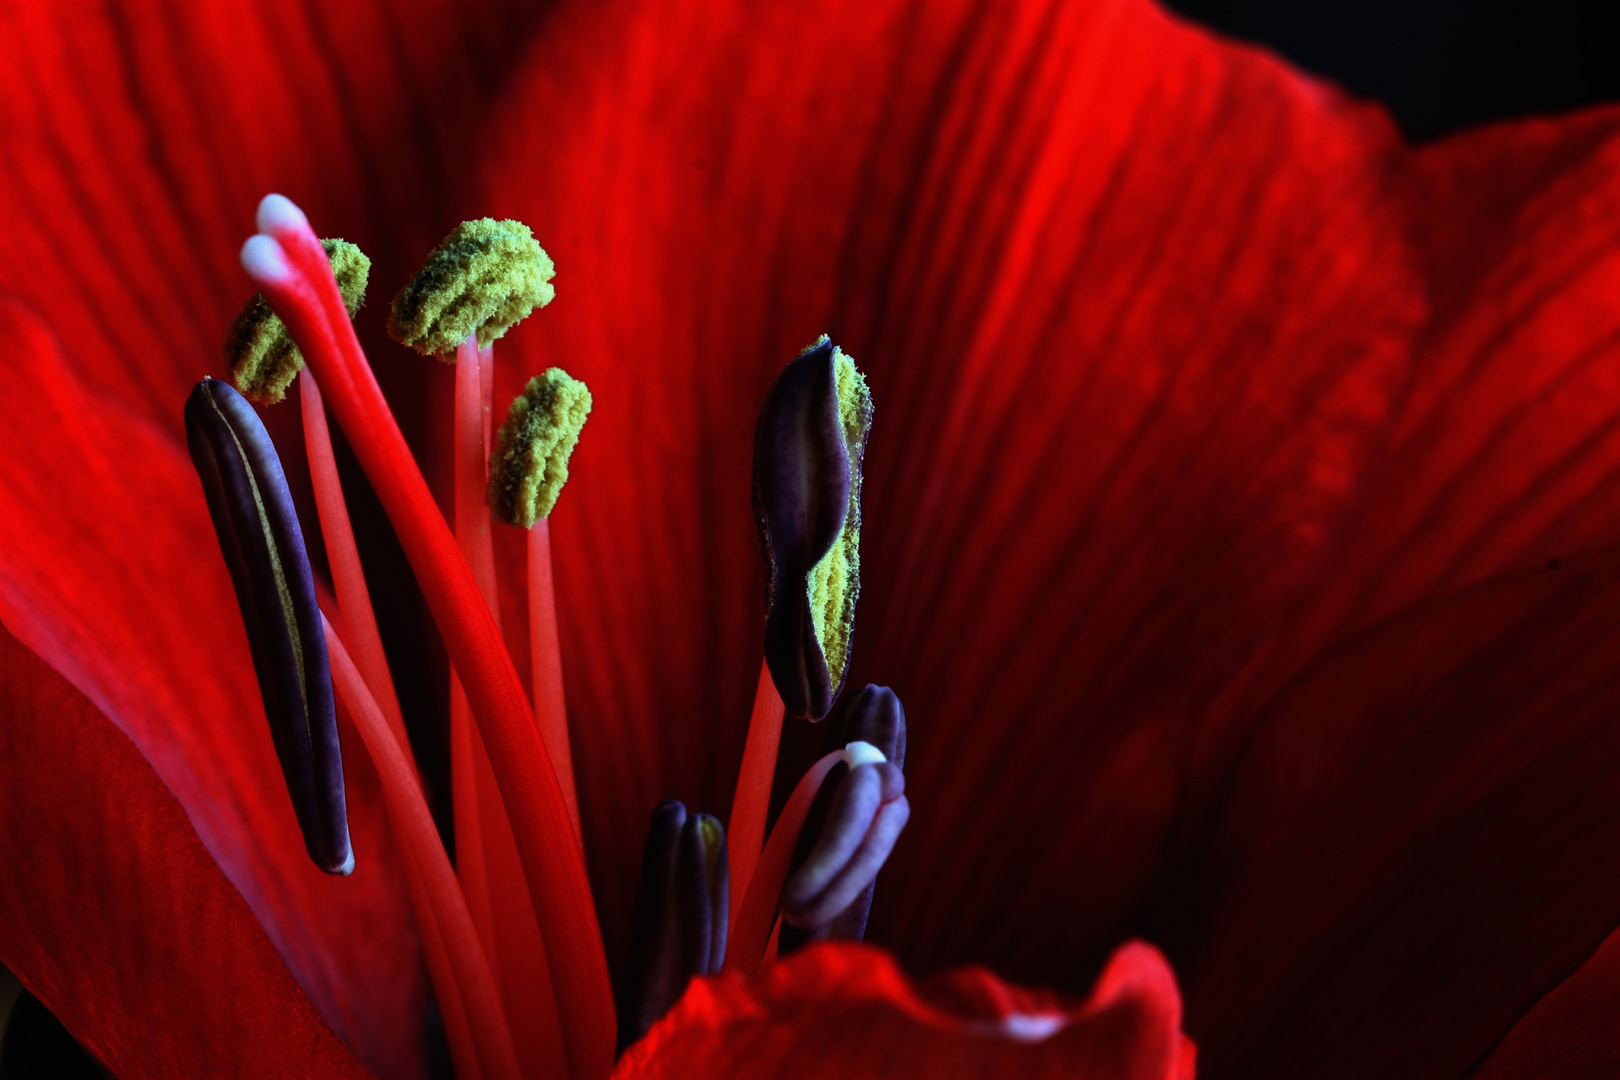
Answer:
[2,0,1620,1076]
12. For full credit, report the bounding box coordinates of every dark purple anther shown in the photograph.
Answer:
[184,377,352,875]
[616,801,728,1053]
[753,336,872,720]
[780,685,908,952]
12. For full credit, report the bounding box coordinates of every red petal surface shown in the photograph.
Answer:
[1473,923,1620,1080]
[617,941,1193,1080]
[0,296,426,1077]
[476,0,1421,982]
[1195,106,1620,779]
[0,625,371,1079]
[1175,550,1620,1078]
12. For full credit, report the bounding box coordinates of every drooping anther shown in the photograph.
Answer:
[616,801,728,1053]
[388,219,555,357]
[753,336,873,720]
[224,239,370,403]
[487,368,593,527]
[780,685,907,950]
[184,377,352,875]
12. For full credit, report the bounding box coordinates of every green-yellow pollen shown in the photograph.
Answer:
[224,239,369,404]
[807,343,872,682]
[388,218,556,358]
[487,368,592,527]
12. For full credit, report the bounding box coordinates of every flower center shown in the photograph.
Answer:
[191,194,911,1079]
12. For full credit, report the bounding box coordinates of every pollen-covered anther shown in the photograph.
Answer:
[388,218,556,357]
[753,335,873,720]
[488,368,592,527]
[184,377,352,875]
[616,801,728,1053]
[225,239,370,403]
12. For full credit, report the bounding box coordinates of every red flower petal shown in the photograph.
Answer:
[0,625,371,1079]
[1199,107,1620,750]
[1473,924,1620,1080]
[1175,551,1620,1078]
[476,0,1421,981]
[616,941,1194,1079]
[0,1,564,436]
[0,296,427,1077]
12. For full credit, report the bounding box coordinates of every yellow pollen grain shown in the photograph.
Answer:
[487,368,592,527]
[807,345,872,682]
[224,239,369,404]
[387,219,555,358]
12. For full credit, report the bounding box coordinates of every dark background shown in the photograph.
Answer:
[5,0,1620,1077]
[1164,0,1620,140]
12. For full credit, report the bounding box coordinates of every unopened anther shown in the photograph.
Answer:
[184,377,352,874]
[617,802,728,1053]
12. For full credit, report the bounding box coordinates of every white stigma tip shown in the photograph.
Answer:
[256,193,309,236]
[842,741,886,769]
[240,234,291,284]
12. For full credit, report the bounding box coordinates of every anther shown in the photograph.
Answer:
[781,685,907,952]
[184,377,352,874]
[487,368,593,527]
[388,219,556,357]
[753,336,872,720]
[616,801,728,1053]
[225,239,370,403]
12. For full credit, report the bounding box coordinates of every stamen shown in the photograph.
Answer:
[451,335,570,1075]
[225,240,369,404]
[753,336,872,720]
[780,684,907,954]
[184,377,351,875]
[388,219,556,356]
[324,620,523,1080]
[244,195,612,1079]
[617,802,728,1053]
[488,368,593,834]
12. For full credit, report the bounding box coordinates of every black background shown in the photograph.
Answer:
[1164,0,1620,140]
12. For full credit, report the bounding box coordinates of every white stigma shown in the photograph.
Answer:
[841,741,886,769]
[240,234,292,285]
[256,192,310,237]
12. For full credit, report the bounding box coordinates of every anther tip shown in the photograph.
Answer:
[240,234,291,285]
[842,740,886,768]
[256,193,310,237]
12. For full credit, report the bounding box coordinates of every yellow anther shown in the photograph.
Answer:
[807,344,871,682]
[387,219,555,358]
[224,239,369,404]
[488,368,592,527]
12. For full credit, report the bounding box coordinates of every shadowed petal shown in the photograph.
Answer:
[1174,550,1620,1079]
[0,626,373,1079]
[1473,923,1620,1080]
[0,297,426,1078]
